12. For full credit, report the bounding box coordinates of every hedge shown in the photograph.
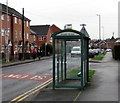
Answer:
[112,45,120,60]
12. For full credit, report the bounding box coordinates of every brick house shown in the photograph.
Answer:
[106,37,120,49]
[0,3,34,60]
[30,24,61,47]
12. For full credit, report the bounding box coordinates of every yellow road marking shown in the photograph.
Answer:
[10,78,52,102]
[16,81,52,102]
[73,91,82,103]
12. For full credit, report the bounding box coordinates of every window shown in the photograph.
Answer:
[7,15,10,21]
[34,35,36,41]
[7,28,10,36]
[14,17,17,24]
[19,31,21,38]
[15,30,18,38]
[1,45,5,53]
[24,33,26,39]
[27,33,29,39]
[1,28,5,36]
[50,37,52,42]
[1,15,4,20]
[39,36,44,41]
[26,21,29,27]
[19,19,21,25]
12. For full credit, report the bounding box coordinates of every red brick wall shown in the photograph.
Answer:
[1,13,31,59]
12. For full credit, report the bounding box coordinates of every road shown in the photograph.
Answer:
[2,55,82,101]
[2,58,53,101]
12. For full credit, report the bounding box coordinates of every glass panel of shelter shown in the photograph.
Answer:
[54,38,82,88]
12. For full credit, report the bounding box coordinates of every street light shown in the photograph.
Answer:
[102,26,104,40]
[5,0,9,62]
[97,14,101,40]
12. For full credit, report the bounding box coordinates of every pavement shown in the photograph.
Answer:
[1,56,101,68]
[1,56,52,68]
[30,52,119,102]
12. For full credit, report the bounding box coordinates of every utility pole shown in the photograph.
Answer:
[0,4,2,60]
[97,14,101,40]
[22,8,25,60]
[5,0,9,62]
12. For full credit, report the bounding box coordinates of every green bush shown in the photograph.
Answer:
[112,45,120,60]
[41,43,52,56]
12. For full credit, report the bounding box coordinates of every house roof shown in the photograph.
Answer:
[1,3,30,21]
[30,29,37,35]
[30,25,50,36]
[50,24,61,34]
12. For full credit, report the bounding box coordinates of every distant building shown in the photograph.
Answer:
[30,24,61,46]
[106,37,120,48]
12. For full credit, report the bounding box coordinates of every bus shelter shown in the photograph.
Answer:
[51,27,90,89]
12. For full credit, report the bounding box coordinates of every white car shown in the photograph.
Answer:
[106,49,111,52]
[71,46,81,57]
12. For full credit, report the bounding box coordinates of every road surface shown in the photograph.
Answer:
[2,58,52,101]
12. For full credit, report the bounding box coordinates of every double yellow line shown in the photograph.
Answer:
[9,78,52,103]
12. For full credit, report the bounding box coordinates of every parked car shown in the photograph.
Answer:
[93,49,100,55]
[71,46,81,57]
[106,48,111,52]
[89,49,95,58]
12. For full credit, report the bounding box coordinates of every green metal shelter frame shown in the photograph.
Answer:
[51,28,90,89]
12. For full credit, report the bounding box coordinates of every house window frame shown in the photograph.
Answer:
[39,36,44,41]
[14,17,18,24]
[24,33,26,39]
[1,28,5,36]
[19,31,22,38]
[7,15,10,21]
[15,30,18,38]
[50,37,52,42]
[7,28,10,36]
[26,21,29,27]
[1,45,5,53]
[1,15,4,20]
[19,19,21,25]
[27,33,29,39]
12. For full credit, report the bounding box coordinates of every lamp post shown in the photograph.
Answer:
[102,26,104,40]
[5,0,9,62]
[97,14,101,40]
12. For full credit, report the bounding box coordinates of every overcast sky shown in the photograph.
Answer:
[1,0,119,39]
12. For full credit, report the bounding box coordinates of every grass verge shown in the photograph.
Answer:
[92,51,107,60]
[67,69,96,81]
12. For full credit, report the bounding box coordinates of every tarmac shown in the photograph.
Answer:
[30,52,119,102]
